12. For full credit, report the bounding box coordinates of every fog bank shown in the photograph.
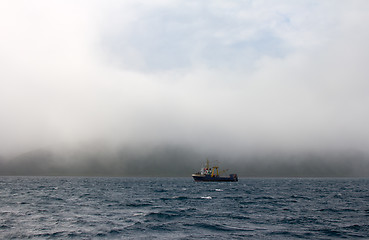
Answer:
[1,145,368,177]
[1,1,369,176]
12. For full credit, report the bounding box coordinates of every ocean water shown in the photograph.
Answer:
[0,177,369,239]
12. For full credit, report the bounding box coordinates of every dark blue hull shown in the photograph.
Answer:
[192,174,238,182]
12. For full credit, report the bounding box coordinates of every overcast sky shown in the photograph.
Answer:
[1,0,369,157]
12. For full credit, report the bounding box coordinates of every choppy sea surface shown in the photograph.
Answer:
[1,177,369,239]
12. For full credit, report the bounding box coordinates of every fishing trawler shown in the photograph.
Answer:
[192,159,238,182]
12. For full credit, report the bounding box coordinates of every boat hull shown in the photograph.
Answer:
[192,174,238,182]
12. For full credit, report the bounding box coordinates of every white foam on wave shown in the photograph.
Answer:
[133,212,145,216]
[200,196,212,199]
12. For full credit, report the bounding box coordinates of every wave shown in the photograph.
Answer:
[125,202,153,207]
[160,196,189,201]
[188,222,249,232]
[145,211,182,220]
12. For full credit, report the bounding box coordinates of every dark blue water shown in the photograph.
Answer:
[1,177,369,239]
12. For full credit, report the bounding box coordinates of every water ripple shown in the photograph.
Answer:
[0,177,368,239]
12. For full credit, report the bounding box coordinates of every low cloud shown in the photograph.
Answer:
[0,1,369,176]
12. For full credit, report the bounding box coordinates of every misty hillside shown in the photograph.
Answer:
[1,146,369,177]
